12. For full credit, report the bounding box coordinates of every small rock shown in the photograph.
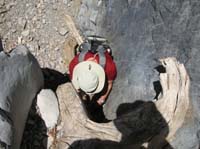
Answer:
[58,27,68,36]
[55,47,59,51]
[90,10,98,24]
[67,2,71,7]
[63,0,69,4]
[11,28,17,33]
[0,0,4,6]
[42,19,46,24]
[36,24,41,29]
[27,36,33,42]
[37,89,59,129]
[21,30,30,37]
[32,16,37,22]
[17,36,22,44]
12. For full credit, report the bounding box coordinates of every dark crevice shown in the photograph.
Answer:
[155,65,166,73]
[21,68,70,148]
[153,81,162,100]
[20,98,47,149]
[78,79,111,123]
[42,68,70,91]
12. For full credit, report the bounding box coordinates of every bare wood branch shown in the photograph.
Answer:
[56,57,190,148]
[64,14,83,45]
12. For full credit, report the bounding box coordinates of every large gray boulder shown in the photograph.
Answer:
[76,0,200,148]
[0,45,44,148]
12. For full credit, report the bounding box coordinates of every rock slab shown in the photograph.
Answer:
[0,45,44,148]
[77,0,200,148]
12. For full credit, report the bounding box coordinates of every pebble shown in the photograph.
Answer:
[58,27,68,36]
[11,28,17,33]
[0,0,4,6]
[55,47,59,51]
[42,19,46,24]
[17,36,22,44]
[21,30,30,37]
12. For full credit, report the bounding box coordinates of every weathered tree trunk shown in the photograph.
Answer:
[56,57,190,148]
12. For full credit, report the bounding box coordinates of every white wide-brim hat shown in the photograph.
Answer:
[72,61,105,94]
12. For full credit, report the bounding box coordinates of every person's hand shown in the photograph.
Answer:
[97,96,106,105]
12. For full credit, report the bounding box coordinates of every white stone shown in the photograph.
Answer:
[37,89,59,129]
[42,19,46,24]
[21,30,30,37]
[58,27,68,36]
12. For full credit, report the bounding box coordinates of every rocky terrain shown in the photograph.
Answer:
[0,0,81,148]
[0,0,81,72]
[1,0,200,149]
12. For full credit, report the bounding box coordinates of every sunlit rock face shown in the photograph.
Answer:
[0,45,44,149]
[77,1,200,148]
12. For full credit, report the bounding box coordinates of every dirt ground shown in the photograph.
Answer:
[0,0,82,148]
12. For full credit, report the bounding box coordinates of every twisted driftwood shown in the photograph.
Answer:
[56,57,190,148]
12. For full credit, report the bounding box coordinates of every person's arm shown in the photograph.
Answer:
[97,80,113,105]
[96,53,117,105]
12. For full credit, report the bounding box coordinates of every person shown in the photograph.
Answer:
[69,42,117,106]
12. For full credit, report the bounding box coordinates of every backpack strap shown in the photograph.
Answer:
[78,43,106,68]
[97,45,106,68]
[78,42,91,62]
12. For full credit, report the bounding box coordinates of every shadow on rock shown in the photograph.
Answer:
[70,101,173,149]
[0,38,3,52]
[20,99,48,149]
[81,79,111,123]
[42,68,70,91]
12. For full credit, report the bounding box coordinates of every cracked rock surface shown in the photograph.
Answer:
[1,0,200,149]
[77,0,200,148]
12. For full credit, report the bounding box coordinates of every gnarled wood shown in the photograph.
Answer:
[155,57,190,141]
[56,57,190,148]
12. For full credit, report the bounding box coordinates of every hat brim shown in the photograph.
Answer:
[72,61,105,94]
